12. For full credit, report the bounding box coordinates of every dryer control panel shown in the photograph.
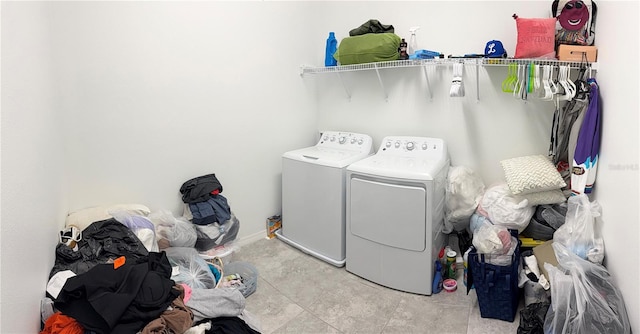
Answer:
[318,131,373,152]
[377,136,447,160]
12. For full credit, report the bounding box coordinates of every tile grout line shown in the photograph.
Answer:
[466,297,474,334]
[378,295,403,334]
[258,268,344,334]
[254,276,305,334]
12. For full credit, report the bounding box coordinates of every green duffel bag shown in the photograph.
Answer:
[333,33,401,65]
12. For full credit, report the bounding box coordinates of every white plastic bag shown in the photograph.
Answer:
[543,243,630,334]
[165,247,217,289]
[480,183,534,233]
[444,166,486,233]
[148,210,197,248]
[472,223,510,254]
[111,210,159,252]
[553,194,604,263]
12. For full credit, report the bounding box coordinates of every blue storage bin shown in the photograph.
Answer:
[467,230,521,322]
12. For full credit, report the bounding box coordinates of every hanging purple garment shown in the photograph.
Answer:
[571,78,601,195]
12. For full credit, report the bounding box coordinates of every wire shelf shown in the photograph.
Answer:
[301,59,448,75]
[301,58,597,75]
[482,58,597,70]
[300,58,598,101]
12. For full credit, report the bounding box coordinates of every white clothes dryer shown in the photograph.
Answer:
[346,136,449,295]
[277,131,373,267]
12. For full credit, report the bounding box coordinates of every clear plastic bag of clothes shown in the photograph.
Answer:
[194,212,240,252]
[148,210,197,248]
[543,243,631,334]
[110,210,158,252]
[444,166,485,233]
[164,247,217,289]
[553,194,604,263]
[480,183,534,233]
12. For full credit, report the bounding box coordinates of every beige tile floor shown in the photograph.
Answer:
[234,238,523,334]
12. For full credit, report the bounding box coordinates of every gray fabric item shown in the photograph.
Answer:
[554,98,588,165]
[568,104,587,172]
[523,217,555,241]
[539,204,567,230]
[522,204,568,240]
[238,310,262,333]
[185,288,246,323]
[41,298,55,325]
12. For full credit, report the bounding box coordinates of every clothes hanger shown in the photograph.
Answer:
[514,64,525,99]
[520,64,533,101]
[557,65,573,101]
[565,66,576,99]
[528,63,535,94]
[533,65,542,97]
[541,65,553,101]
[547,65,559,100]
[502,63,517,93]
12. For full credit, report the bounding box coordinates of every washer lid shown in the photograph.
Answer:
[283,146,373,168]
[347,155,448,180]
[283,131,373,168]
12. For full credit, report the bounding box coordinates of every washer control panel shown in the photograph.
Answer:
[378,136,446,159]
[318,131,373,152]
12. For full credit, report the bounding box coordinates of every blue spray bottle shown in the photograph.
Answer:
[432,260,443,294]
[325,32,338,66]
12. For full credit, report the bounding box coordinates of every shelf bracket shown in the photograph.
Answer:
[335,72,352,101]
[374,64,389,101]
[422,65,433,101]
[476,59,480,102]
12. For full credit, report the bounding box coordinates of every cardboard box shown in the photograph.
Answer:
[266,215,281,239]
[532,240,559,280]
[557,44,597,62]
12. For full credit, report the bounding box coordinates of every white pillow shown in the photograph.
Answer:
[501,155,566,195]
[516,189,566,206]
[66,204,151,231]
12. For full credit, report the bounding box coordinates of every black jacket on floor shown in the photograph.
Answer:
[50,218,149,279]
[54,252,179,334]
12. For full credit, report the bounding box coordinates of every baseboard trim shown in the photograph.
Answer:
[236,229,267,247]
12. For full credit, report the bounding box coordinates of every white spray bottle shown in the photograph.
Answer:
[408,26,420,56]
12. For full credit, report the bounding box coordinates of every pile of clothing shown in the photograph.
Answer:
[41,173,258,334]
[180,174,239,252]
[44,218,259,334]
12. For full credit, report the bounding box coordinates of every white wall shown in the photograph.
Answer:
[0,2,68,332]
[48,1,319,240]
[0,1,637,332]
[589,1,640,330]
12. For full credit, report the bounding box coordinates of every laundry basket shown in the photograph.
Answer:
[467,229,522,322]
[223,261,258,297]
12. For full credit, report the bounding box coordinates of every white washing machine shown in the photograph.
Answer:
[346,136,449,295]
[277,131,373,267]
